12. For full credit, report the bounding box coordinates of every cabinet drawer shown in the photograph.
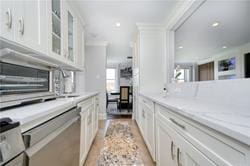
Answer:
[139,96,154,111]
[155,104,248,166]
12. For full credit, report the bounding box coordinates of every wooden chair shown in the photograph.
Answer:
[118,86,130,109]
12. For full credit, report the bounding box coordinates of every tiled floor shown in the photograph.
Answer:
[83,119,156,166]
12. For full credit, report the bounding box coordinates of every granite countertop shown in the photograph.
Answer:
[140,92,250,146]
[0,92,99,133]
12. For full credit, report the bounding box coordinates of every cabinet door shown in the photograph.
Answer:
[48,0,63,57]
[145,107,155,160]
[76,20,85,69]
[86,107,93,149]
[155,118,176,166]
[94,97,99,134]
[0,0,14,40]
[141,105,146,138]
[80,110,88,166]
[62,3,77,63]
[177,137,216,166]
[15,0,48,52]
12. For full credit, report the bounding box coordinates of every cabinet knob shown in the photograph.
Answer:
[18,16,24,35]
[177,148,181,166]
[5,8,12,29]
[171,141,174,160]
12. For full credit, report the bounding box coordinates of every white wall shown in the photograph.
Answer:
[75,71,85,93]
[85,44,107,119]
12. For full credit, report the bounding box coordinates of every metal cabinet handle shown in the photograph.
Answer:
[177,148,181,166]
[19,16,24,35]
[170,118,185,130]
[171,141,174,160]
[142,109,145,118]
[6,8,12,29]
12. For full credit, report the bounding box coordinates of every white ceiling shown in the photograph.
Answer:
[71,0,178,64]
[175,0,250,63]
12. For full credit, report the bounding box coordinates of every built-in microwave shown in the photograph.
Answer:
[0,62,56,109]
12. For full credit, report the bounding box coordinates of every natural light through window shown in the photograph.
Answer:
[106,68,116,92]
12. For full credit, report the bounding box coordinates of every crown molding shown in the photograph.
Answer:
[164,0,205,31]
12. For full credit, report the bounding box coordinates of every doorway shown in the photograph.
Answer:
[198,62,214,81]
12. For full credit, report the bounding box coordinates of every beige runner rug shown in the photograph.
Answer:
[98,121,144,166]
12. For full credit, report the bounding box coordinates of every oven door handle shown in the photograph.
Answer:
[25,116,79,157]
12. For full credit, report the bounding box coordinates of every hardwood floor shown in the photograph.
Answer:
[83,119,156,166]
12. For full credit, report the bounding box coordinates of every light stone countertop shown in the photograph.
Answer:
[0,92,99,133]
[140,92,250,146]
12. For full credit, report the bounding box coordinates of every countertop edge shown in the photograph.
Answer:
[139,92,250,146]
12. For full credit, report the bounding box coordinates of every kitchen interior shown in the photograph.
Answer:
[0,0,250,166]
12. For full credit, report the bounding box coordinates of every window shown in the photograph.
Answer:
[106,68,116,91]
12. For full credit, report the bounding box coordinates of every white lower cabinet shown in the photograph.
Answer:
[155,103,249,166]
[138,96,250,166]
[78,96,99,166]
[156,108,216,166]
[138,96,155,161]
[155,117,176,166]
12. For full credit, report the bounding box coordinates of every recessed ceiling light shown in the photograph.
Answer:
[222,46,227,49]
[116,22,121,27]
[178,46,183,49]
[212,22,220,27]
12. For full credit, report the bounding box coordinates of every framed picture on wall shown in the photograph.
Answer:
[120,67,132,78]
[218,57,236,72]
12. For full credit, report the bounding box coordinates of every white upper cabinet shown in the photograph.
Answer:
[62,3,77,64]
[14,0,48,52]
[48,0,63,58]
[0,0,85,70]
[76,20,85,69]
[0,0,48,53]
[0,0,14,40]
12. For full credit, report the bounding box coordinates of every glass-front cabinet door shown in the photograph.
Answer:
[68,11,74,62]
[51,0,61,55]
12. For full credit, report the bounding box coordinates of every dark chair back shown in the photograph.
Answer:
[120,86,130,103]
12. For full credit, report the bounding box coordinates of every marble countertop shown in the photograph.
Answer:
[140,92,250,146]
[0,92,99,133]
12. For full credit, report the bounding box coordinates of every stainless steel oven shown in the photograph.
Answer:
[0,62,56,109]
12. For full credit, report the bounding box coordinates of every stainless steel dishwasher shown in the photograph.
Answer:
[22,107,80,166]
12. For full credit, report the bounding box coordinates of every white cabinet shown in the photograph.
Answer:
[79,109,88,166]
[138,96,155,161]
[75,20,85,69]
[0,0,14,40]
[48,0,63,58]
[155,116,177,166]
[78,96,99,166]
[0,0,85,70]
[93,96,99,134]
[155,103,250,166]
[155,107,216,166]
[14,0,48,52]
[0,0,48,53]
[178,137,216,166]
[62,3,77,63]
[135,24,166,93]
